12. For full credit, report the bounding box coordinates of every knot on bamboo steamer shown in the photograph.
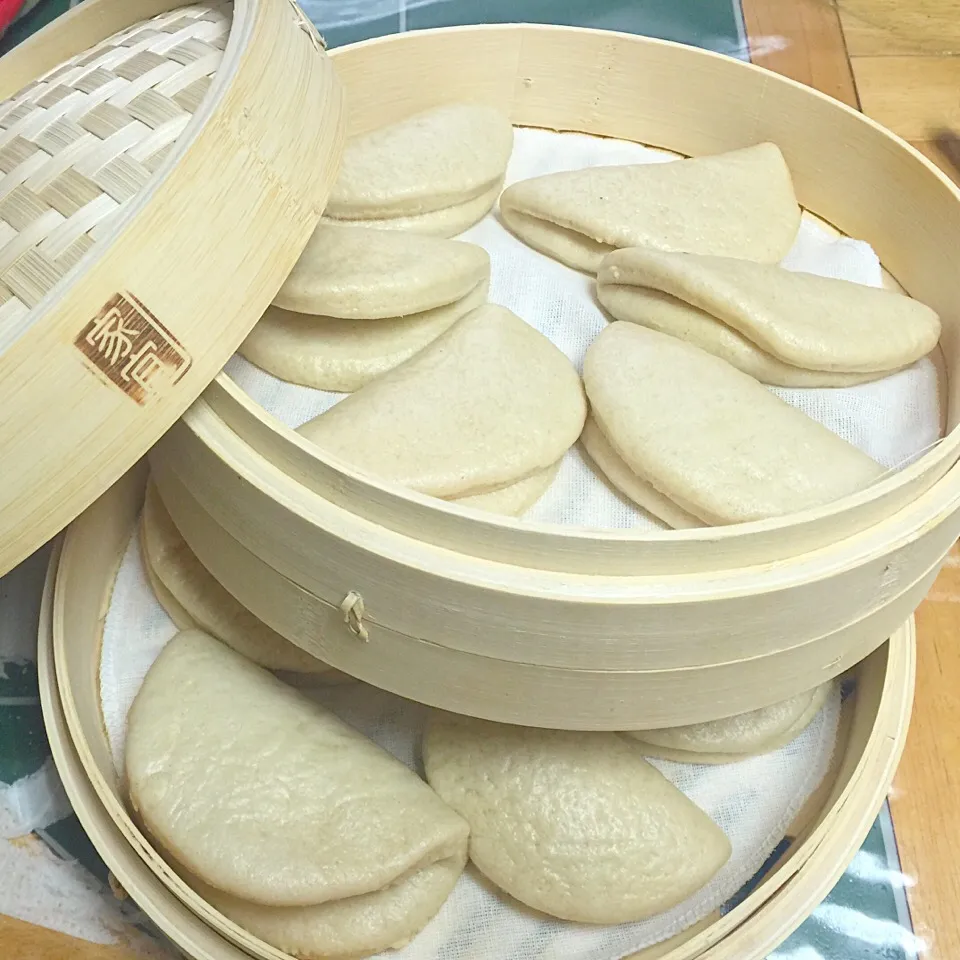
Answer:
[339,590,369,642]
[0,2,231,332]
[284,0,327,51]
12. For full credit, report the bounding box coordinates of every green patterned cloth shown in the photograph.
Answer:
[0,0,71,54]
[0,1,919,957]
[302,0,748,57]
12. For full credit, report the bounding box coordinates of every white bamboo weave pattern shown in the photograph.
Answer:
[0,2,231,338]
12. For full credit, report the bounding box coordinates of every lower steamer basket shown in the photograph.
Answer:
[47,469,914,960]
[154,24,960,728]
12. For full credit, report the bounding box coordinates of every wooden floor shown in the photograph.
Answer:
[744,3,960,957]
[746,0,960,184]
[0,916,142,960]
[842,0,960,185]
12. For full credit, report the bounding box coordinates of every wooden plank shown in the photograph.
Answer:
[0,915,143,960]
[889,566,960,960]
[838,0,960,56]
[852,55,960,141]
[839,5,935,57]
[839,7,931,57]
[741,0,859,106]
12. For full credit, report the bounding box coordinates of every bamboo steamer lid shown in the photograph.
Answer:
[0,0,344,576]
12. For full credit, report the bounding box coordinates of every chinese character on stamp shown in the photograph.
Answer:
[74,293,191,405]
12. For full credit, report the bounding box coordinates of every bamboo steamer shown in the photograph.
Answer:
[0,0,344,577]
[44,467,915,960]
[151,25,960,729]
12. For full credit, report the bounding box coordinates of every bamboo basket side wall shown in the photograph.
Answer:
[151,412,960,674]
[152,458,936,728]
[199,376,956,577]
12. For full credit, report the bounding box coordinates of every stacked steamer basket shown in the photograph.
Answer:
[152,26,960,728]
[19,12,960,960]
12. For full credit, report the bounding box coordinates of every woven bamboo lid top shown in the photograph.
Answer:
[0,2,230,349]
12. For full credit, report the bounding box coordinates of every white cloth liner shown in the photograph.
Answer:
[224,128,942,531]
[98,127,932,956]
[102,527,840,960]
